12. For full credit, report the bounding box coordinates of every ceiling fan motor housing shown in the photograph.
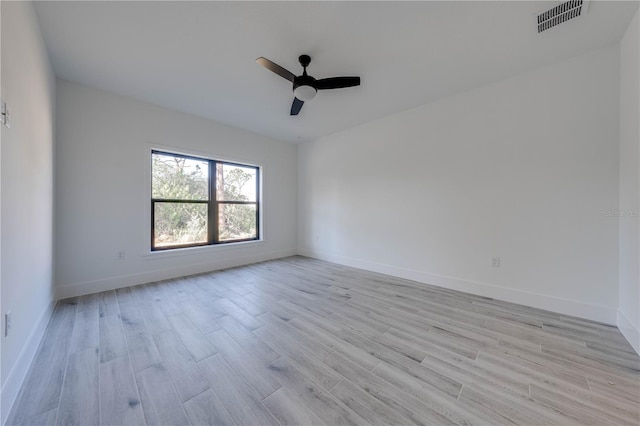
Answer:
[293,75,317,101]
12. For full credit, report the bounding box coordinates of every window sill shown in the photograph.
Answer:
[143,239,264,261]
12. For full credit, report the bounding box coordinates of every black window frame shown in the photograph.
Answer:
[151,150,260,251]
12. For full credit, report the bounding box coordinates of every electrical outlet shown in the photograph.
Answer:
[5,311,12,336]
[491,257,501,268]
[116,250,125,260]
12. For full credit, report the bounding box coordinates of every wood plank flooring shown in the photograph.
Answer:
[7,256,640,425]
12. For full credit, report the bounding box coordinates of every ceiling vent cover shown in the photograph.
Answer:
[537,0,590,33]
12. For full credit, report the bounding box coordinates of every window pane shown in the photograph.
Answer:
[154,202,207,247]
[152,152,209,200]
[216,163,257,201]
[218,203,257,241]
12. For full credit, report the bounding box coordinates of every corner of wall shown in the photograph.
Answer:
[617,310,640,355]
[617,5,640,355]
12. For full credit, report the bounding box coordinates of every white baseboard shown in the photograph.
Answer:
[298,248,617,325]
[617,310,640,355]
[1,299,56,425]
[56,248,297,299]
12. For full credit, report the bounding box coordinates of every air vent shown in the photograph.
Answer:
[537,0,590,33]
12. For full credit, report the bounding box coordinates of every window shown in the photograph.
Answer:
[151,150,259,250]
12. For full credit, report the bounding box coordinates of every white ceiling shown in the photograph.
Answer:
[34,1,638,143]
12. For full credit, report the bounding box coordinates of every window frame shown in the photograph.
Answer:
[151,150,260,251]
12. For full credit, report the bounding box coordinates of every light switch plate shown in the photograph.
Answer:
[1,101,10,128]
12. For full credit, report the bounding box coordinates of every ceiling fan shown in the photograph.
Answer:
[256,55,360,116]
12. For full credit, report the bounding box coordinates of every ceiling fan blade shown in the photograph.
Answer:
[315,76,361,90]
[256,57,296,82]
[290,97,304,115]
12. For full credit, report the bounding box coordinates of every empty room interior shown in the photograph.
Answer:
[1,0,640,425]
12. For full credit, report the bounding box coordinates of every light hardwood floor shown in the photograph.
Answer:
[7,256,640,425]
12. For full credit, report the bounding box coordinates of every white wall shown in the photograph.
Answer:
[55,80,297,298]
[299,45,620,324]
[1,2,56,422]
[618,9,640,353]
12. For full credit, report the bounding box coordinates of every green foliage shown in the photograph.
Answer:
[152,154,208,200]
[154,203,207,246]
[219,167,253,200]
[152,154,257,246]
[219,204,256,241]
[152,154,209,246]
[218,165,256,240]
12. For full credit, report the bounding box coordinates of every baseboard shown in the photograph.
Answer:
[1,299,56,425]
[56,248,297,299]
[617,310,640,355]
[298,248,617,325]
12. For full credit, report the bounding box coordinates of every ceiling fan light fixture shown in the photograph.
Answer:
[293,84,317,101]
[257,55,360,115]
